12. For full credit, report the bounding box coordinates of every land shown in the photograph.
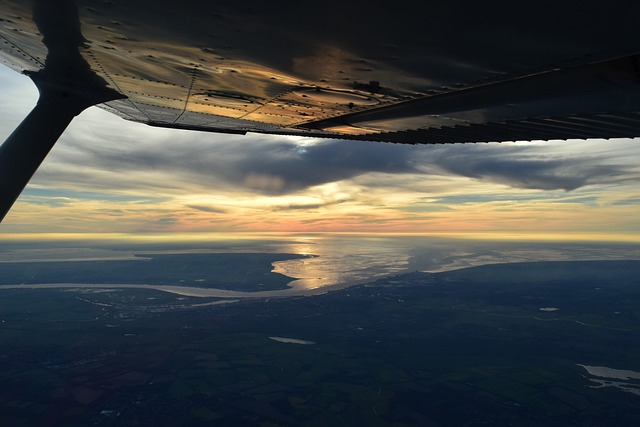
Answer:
[0,260,639,426]
[0,253,306,291]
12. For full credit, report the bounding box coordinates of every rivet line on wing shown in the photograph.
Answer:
[86,50,149,121]
[173,65,199,125]
[0,33,44,69]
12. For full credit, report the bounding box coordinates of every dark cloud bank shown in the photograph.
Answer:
[39,131,636,195]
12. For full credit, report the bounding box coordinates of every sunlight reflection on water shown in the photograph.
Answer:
[270,235,412,290]
[267,234,640,291]
[1,233,639,294]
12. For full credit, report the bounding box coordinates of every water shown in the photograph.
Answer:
[2,233,640,293]
[267,234,640,290]
[269,234,413,289]
[578,364,640,396]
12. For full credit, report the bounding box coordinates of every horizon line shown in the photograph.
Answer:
[1,231,639,243]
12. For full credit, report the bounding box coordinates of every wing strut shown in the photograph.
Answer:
[0,74,123,222]
[0,0,125,222]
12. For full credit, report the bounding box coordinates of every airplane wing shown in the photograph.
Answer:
[1,0,640,221]
[2,0,640,143]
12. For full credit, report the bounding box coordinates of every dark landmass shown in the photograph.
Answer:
[0,253,306,291]
[0,260,639,426]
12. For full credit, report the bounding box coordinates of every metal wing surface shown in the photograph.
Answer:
[2,0,640,143]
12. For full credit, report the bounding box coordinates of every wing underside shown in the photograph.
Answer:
[1,0,640,143]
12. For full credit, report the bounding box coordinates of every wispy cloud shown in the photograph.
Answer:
[186,204,227,214]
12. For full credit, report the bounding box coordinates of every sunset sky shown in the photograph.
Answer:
[1,65,639,241]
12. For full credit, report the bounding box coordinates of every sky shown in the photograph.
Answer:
[1,65,639,240]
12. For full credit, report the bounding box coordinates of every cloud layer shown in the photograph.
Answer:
[30,109,639,198]
[1,65,639,236]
